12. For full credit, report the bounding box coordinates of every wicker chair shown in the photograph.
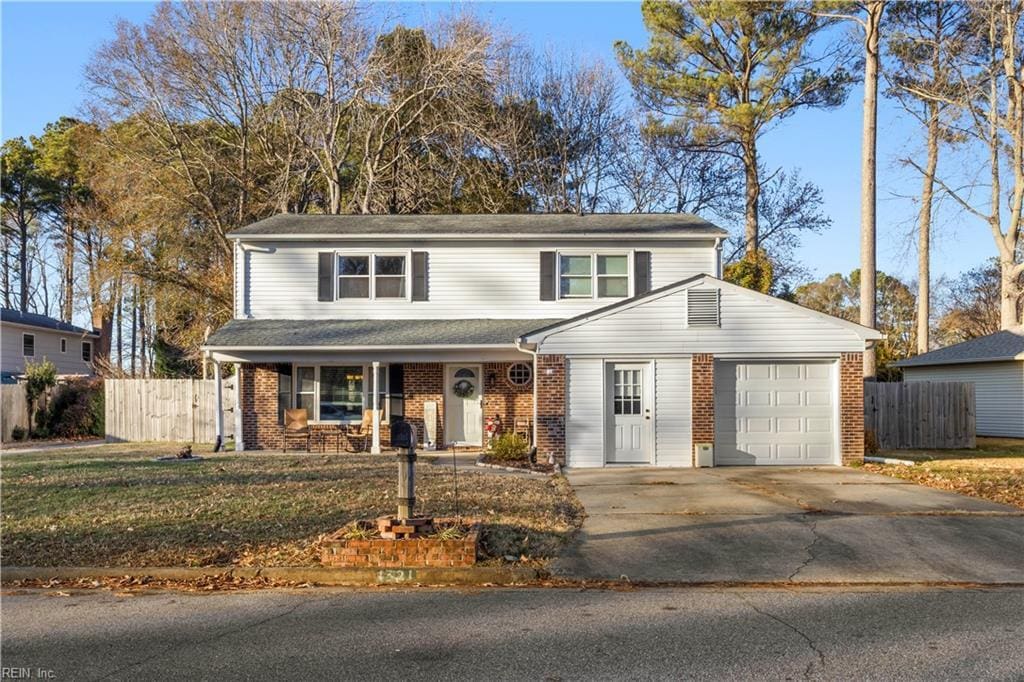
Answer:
[282,409,311,452]
[346,409,374,452]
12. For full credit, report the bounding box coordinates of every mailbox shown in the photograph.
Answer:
[391,420,416,450]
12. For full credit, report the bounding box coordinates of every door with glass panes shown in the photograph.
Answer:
[606,362,652,464]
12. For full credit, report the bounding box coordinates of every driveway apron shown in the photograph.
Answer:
[553,467,1024,584]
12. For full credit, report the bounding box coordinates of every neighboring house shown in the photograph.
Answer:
[1,308,98,382]
[203,214,881,467]
[895,329,1024,438]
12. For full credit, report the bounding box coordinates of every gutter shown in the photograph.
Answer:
[229,233,728,242]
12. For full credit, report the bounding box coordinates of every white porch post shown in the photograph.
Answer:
[234,363,244,452]
[371,361,382,454]
[213,360,224,451]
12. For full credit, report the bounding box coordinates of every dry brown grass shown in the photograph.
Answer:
[864,437,1024,509]
[0,443,583,568]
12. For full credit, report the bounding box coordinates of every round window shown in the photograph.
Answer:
[507,362,533,387]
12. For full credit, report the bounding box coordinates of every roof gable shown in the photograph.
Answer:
[0,308,98,336]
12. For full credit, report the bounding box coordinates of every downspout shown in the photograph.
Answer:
[514,338,539,449]
[714,237,723,278]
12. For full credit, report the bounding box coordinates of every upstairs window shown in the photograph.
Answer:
[60,338,67,353]
[559,253,630,300]
[23,333,35,357]
[337,252,408,300]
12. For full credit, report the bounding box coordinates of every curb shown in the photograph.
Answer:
[475,457,562,476]
[0,565,546,587]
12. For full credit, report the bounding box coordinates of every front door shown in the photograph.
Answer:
[606,363,651,464]
[446,364,483,446]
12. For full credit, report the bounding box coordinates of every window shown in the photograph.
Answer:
[319,366,364,422]
[559,253,630,299]
[337,252,409,300]
[60,338,67,353]
[687,289,720,327]
[337,255,370,299]
[23,333,34,357]
[612,368,642,415]
[507,362,532,387]
[277,365,293,424]
[373,363,390,421]
[81,341,92,362]
[296,366,315,418]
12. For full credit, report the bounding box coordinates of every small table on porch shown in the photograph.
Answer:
[310,424,346,453]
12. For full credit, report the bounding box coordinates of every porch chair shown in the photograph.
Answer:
[282,409,311,452]
[345,409,374,453]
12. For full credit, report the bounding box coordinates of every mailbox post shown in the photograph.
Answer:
[391,421,417,520]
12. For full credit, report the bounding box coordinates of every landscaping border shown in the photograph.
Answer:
[475,456,562,476]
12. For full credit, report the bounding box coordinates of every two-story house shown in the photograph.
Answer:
[203,213,881,467]
[1,308,98,383]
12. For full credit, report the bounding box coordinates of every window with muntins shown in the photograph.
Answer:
[337,253,408,299]
[613,369,642,415]
[23,333,34,357]
[559,253,630,299]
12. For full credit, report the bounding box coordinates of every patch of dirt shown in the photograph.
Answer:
[478,456,556,474]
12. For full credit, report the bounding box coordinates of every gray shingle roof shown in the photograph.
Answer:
[205,318,562,348]
[229,213,727,238]
[1,308,98,336]
[895,329,1024,367]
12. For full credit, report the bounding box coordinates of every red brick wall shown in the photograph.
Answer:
[483,361,534,441]
[240,363,283,450]
[840,352,865,465]
[403,363,444,448]
[691,354,715,465]
[535,355,566,464]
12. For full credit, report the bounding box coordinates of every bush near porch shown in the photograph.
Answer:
[863,437,1024,510]
[0,443,583,568]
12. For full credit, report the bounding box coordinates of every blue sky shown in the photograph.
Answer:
[1,1,995,285]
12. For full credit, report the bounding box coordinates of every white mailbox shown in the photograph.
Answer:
[694,443,714,468]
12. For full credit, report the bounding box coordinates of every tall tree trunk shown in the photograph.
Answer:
[116,293,123,373]
[999,255,1021,328]
[916,105,939,354]
[18,219,28,313]
[742,135,760,256]
[860,0,884,378]
[62,219,74,322]
[131,285,138,378]
[2,232,11,308]
[139,296,148,377]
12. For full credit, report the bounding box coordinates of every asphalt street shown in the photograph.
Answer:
[3,586,1023,680]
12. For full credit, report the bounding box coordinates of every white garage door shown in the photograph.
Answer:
[714,361,835,465]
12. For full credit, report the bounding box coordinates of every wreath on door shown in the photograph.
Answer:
[452,379,475,398]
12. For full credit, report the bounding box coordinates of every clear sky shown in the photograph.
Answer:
[0,1,996,286]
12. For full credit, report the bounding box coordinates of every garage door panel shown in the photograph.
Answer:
[715,361,836,466]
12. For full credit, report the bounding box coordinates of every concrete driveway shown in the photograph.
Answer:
[553,466,1024,584]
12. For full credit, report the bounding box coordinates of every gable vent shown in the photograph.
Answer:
[687,289,720,327]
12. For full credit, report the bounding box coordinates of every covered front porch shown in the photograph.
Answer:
[201,319,556,454]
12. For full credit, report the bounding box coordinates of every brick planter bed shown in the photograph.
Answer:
[320,518,481,568]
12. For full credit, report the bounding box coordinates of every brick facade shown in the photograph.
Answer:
[482,361,535,441]
[690,353,715,465]
[240,363,284,450]
[839,352,865,465]
[535,354,566,465]
[403,363,445,448]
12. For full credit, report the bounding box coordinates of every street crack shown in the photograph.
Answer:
[733,592,826,678]
[788,515,824,582]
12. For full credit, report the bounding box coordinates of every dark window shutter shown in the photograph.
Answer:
[540,251,556,301]
[634,251,651,295]
[412,252,428,301]
[317,252,334,301]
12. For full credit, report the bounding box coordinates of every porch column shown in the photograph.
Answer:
[233,363,245,452]
[371,360,382,454]
[213,360,224,452]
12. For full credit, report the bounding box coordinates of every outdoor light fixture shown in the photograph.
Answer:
[392,421,417,519]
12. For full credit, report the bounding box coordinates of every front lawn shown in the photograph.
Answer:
[0,443,583,568]
[864,437,1024,509]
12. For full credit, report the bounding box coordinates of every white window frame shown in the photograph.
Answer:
[60,338,67,353]
[290,362,392,424]
[82,340,92,362]
[335,250,412,302]
[22,333,35,358]
[556,250,633,301]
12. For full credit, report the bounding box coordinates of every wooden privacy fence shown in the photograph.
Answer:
[105,379,235,444]
[864,381,975,450]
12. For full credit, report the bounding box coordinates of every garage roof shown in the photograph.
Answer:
[895,328,1024,367]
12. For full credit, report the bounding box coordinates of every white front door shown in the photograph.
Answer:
[606,363,652,464]
[446,364,483,446]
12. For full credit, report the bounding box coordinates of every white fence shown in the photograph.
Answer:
[105,378,235,444]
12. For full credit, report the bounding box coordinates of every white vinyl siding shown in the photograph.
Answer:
[565,358,604,468]
[0,325,96,376]
[654,358,692,467]
[243,240,717,320]
[903,362,1024,438]
[537,280,867,356]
